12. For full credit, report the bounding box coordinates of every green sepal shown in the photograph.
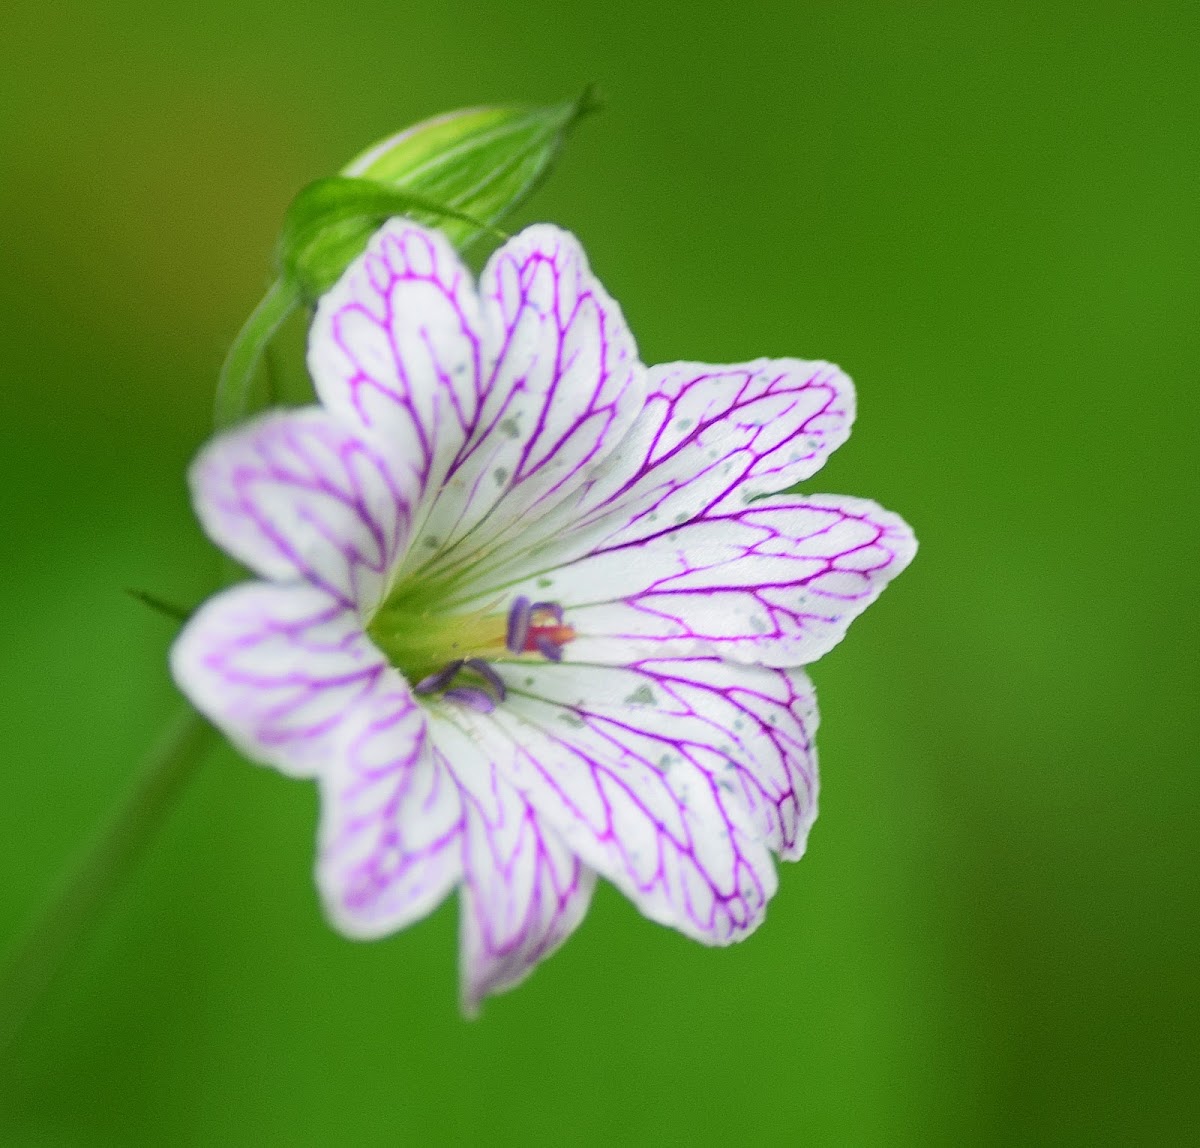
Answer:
[125,588,194,624]
[277,178,506,300]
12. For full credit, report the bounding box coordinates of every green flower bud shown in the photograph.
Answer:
[215,88,600,431]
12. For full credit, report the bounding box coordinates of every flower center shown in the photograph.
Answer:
[367,593,574,713]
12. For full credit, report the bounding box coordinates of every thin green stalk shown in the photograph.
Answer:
[213,277,299,431]
[0,707,215,1051]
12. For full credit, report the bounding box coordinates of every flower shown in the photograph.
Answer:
[171,219,916,1013]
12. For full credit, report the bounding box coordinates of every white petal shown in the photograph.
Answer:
[507,658,819,860]
[511,494,916,668]
[316,687,464,938]
[307,220,486,524]
[433,682,778,946]
[412,225,644,575]
[570,358,855,554]
[188,408,413,613]
[440,358,857,602]
[170,582,392,777]
[441,736,594,1015]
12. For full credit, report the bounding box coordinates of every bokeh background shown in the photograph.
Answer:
[2,1,1197,1143]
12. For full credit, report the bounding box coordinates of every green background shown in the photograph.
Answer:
[1,1,1196,1142]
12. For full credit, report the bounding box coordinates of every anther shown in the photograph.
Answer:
[465,657,507,702]
[506,596,532,654]
[414,659,465,695]
[506,594,574,662]
[443,685,497,714]
[529,601,564,624]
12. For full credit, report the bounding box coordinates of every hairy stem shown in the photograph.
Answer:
[0,707,215,1051]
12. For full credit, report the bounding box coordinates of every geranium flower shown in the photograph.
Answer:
[171,220,916,1013]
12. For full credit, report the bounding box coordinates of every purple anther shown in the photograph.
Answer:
[529,601,564,624]
[534,634,564,662]
[465,657,507,702]
[444,685,497,714]
[413,660,464,695]
[506,595,532,654]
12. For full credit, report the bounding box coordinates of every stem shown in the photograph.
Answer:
[213,278,299,431]
[0,707,215,1051]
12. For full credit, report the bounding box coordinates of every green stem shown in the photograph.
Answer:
[0,707,215,1051]
[213,277,299,431]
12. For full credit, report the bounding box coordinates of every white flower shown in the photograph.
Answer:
[171,220,916,1013]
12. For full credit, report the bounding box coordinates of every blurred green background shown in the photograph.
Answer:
[1,1,1197,1143]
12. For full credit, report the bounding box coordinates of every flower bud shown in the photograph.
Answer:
[215,89,599,429]
[280,89,599,297]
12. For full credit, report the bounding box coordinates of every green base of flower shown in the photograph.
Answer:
[367,589,511,684]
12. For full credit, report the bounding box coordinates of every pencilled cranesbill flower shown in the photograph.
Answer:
[171,219,916,1013]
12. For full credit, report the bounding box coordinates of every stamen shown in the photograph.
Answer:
[506,595,532,654]
[414,659,465,695]
[530,601,564,624]
[534,634,564,662]
[444,685,497,714]
[465,657,507,702]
